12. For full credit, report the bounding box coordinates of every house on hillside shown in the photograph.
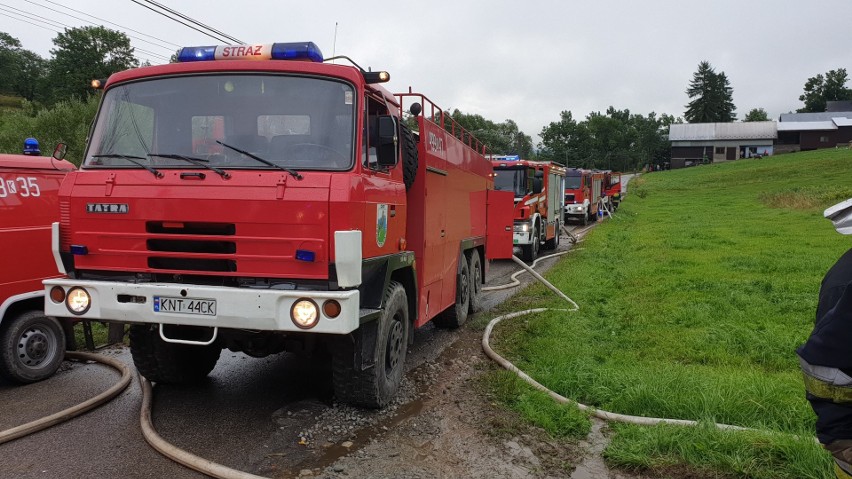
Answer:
[776,111,852,153]
[668,122,776,169]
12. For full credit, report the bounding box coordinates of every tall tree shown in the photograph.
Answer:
[0,32,48,101]
[47,26,138,102]
[798,69,852,113]
[684,61,736,123]
[744,108,769,122]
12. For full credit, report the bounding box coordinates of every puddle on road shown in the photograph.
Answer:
[293,397,425,473]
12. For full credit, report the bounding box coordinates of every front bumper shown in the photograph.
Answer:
[43,279,360,334]
[512,221,534,245]
[564,204,586,217]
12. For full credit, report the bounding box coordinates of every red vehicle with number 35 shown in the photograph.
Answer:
[1,152,74,383]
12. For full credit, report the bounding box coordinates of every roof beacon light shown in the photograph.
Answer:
[177,42,323,63]
[177,45,217,62]
[271,42,323,62]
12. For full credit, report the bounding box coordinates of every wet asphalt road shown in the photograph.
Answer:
[0,226,584,479]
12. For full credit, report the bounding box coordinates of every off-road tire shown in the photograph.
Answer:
[543,220,560,250]
[129,325,220,384]
[433,253,471,328]
[332,281,409,408]
[0,311,65,383]
[400,122,418,190]
[468,249,483,314]
[521,224,540,263]
[582,210,589,226]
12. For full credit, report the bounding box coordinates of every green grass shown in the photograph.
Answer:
[489,149,852,478]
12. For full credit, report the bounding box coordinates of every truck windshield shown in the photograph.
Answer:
[85,74,355,171]
[565,176,582,189]
[493,168,526,197]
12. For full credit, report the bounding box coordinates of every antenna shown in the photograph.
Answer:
[332,22,338,64]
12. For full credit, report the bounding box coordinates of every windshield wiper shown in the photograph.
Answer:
[90,154,162,178]
[216,140,302,180]
[148,153,231,179]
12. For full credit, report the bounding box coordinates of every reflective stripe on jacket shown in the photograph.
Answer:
[801,356,852,403]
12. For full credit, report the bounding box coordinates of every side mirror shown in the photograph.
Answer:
[409,102,422,117]
[532,177,543,195]
[376,115,398,167]
[53,143,67,160]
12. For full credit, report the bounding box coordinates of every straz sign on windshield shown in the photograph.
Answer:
[154,296,217,316]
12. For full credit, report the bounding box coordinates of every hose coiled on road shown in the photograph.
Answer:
[0,351,132,444]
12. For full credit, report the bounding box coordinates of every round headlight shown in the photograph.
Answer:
[291,299,319,329]
[66,287,91,315]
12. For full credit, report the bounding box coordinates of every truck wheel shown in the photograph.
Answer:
[433,254,471,328]
[0,311,65,383]
[129,325,220,384]
[400,122,418,190]
[582,211,588,226]
[332,281,409,408]
[521,224,540,263]
[468,249,483,314]
[543,221,560,250]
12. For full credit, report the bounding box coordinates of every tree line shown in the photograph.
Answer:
[1,26,850,170]
[0,27,138,105]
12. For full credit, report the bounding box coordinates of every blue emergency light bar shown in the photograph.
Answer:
[177,42,324,63]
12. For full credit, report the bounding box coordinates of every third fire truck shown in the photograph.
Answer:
[563,168,605,225]
[492,157,565,262]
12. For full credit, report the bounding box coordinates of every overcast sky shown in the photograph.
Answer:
[4,0,852,143]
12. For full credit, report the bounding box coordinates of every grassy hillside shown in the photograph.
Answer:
[488,149,852,478]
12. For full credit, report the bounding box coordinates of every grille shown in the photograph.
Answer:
[147,239,236,254]
[59,198,71,247]
[146,221,235,236]
[148,257,237,272]
[565,194,575,202]
[145,221,237,273]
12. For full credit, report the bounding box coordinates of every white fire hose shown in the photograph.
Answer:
[0,351,132,445]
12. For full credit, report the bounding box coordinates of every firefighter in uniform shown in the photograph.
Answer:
[799,198,852,478]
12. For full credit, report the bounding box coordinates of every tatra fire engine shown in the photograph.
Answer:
[44,42,513,408]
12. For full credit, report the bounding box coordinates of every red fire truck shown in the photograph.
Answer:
[1,152,75,383]
[42,42,513,407]
[491,157,565,262]
[563,168,605,225]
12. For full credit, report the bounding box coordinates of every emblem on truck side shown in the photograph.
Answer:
[376,204,388,247]
[87,203,129,214]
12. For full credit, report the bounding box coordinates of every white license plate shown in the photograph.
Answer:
[154,296,217,316]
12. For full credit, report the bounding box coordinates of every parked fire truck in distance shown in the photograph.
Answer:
[43,42,514,408]
[491,157,565,262]
[563,168,604,225]
[603,171,622,211]
[1,151,75,383]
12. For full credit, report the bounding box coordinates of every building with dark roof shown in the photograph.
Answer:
[668,122,776,168]
[776,112,852,152]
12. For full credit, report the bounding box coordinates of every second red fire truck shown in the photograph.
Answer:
[1,151,75,383]
[491,157,565,262]
[43,41,513,408]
